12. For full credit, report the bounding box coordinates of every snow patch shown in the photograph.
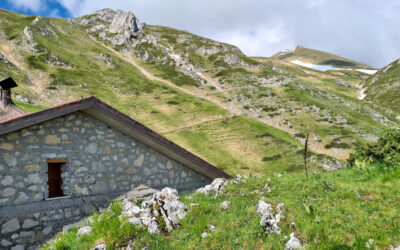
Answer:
[359,89,367,100]
[356,69,378,75]
[290,60,377,75]
[290,60,343,71]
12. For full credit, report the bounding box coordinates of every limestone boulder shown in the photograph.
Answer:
[256,200,282,234]
[121,187,186,234]
[285,233,302,250]
[220,201,231,210]
[76,226,92,237]
[197,178,227,197]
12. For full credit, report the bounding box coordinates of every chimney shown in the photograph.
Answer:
[0,77,18,108]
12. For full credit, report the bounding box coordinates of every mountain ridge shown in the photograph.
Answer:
[0,8,398,173]
[272,45,375,70]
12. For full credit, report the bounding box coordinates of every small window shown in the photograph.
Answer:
[47,159,66,198]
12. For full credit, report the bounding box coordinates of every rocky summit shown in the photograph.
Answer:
[76,8,146,46]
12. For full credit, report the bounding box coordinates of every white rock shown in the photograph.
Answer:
[256,200,272,215]
[277,203,285,212]
[122,200,141,217]
[366,238,374,249]
[149,187,187,232]
[285,233,302,249]
[201,232,208,239]
[277,174,283,178]
[128,217,142,226]
[76,226,92,237]
[109,9,145,39]
[231,174,246,184]
[208,224,216,232]
[220,201,231,210]
[94,243,107,250]
[122,187,187,234]
[263,184,271,192]
[256,200,281,234]
[260,211,281,234]
[197,178,227,197]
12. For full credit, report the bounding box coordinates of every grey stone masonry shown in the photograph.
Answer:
[0,111,211,248]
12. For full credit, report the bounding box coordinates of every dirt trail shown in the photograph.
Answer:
[0,43,50,93]
[91,37,346,160]
[90,37,231,113]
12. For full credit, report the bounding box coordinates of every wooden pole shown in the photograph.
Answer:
[304,130,310,178]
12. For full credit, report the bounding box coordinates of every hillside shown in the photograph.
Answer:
[44,129,400,249]
[363,58,400,114]
[0,8,398,172]
[272,46,375,72]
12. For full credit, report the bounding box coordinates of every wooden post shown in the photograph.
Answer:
[304,130,310,178]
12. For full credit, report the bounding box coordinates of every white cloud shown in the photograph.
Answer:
[214,24,296,57]
[37,0,400,67]
[7,0,44,12]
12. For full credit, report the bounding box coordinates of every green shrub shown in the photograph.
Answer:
[348,129,400,167]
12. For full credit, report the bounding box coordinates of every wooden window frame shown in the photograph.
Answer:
[46,158,68,200]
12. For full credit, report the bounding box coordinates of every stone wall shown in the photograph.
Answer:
[0,111,212,248]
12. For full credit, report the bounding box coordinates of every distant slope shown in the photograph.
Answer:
[364,59,400,114]
[272,46,373,70]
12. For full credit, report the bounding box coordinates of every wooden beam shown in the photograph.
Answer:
[47,158,67,164]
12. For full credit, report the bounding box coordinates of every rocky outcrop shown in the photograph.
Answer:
[256,200,282,234]
[77,8,146,46]
[109,10,146,38]
[285,233,302,249]
[121,187,187,234]
[197,178,227,197]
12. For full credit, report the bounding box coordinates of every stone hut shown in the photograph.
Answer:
[0,96,229,248]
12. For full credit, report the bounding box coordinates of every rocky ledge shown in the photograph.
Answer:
[75,8,146,46]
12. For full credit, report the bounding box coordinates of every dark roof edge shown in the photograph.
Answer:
[0,97,231,179]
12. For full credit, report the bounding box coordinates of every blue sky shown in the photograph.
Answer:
[0,0,71,18]
[1,0,399,68]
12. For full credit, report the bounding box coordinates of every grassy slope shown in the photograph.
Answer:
[44,164,400,249]
[0,10,314,176]
[271,46,373,69]
[130,25,399,160]
[364,59,400,113]
[13,99,47,112]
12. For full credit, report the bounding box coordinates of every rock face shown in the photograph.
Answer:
[109,10,146,38]
[78,8,146,46]
[121,187,187,234]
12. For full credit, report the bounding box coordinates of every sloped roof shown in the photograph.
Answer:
[0,77,18,89]
[0,105,25,123]
[0,96,230,179]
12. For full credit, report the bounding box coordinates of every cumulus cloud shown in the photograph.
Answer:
[7,0,44,12]
[6,0,400,68]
